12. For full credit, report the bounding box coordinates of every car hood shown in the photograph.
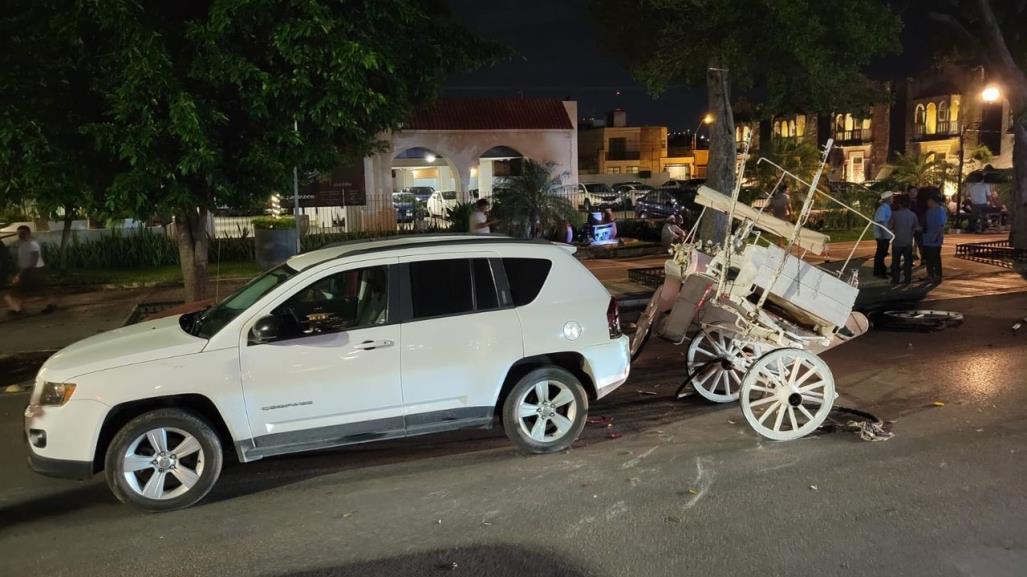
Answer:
[39,315,208,381]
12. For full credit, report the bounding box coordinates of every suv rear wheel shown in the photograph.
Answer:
[104,409,223,512]
[502,367,588,453]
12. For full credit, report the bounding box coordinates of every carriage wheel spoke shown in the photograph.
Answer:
[798,404,816,421]
[758,402,781,425]
[787,406,798,431]
[772,401,787,431]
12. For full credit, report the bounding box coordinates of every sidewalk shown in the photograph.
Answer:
[580,232,1025,308]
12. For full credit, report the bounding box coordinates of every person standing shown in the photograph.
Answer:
[888,195,919,286]
[768,184,792,221]
[872,191,894,278]
[907,186,927,263]
[965,172,992,233]
[4,225,47,315]
[921,192,947,284]
[468,199,495,234]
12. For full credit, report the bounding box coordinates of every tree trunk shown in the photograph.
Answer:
[1012,118,1027,250]
[699,63,736,244]
[176,206,210,302]
[58,205,74,270]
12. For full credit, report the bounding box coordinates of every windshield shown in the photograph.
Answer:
[185,264,298,338]
[393,193,415,203]
[441,191,457,200]
[585,184,614,193]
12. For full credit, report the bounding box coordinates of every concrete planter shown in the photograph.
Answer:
[254,228,299,268]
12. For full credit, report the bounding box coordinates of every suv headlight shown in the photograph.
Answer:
[39,382,77,406]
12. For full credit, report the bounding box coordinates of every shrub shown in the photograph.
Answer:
[252,216,296,230]
[616,218,662,242]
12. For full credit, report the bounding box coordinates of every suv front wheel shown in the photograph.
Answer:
[104,409,224,512]
[502,367,588,453]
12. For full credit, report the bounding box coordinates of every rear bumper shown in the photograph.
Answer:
[583,336,631,400]
[27,451,94,480]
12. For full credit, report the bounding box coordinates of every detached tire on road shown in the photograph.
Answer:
[502,367,588,454]
[104,409,223,512]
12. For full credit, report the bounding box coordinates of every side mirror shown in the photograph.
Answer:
[249,315,283,344]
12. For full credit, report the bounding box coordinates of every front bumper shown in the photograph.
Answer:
[27,451,94,480]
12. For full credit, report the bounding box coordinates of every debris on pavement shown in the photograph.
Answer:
[809,484,819,491]
[932,401,946,407]
[636,390,658,396]
[607,431,623,439]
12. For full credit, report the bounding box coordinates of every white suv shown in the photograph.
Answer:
[24,235,630,511]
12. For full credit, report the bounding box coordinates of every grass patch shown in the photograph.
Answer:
[50,261,264,286]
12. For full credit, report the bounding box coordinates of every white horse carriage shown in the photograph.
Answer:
[631,138,893,440]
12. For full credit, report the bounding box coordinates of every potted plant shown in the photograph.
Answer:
[253,215,299,268]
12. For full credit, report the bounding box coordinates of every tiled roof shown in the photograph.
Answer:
[405,98,573,131]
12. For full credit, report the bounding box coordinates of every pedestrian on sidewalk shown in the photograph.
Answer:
[873,191,894,278]
[965,170,992,233]
[468,199,495,235]
[769,184,792,221]
[921,190,947,284]
[4,226,51,315]
[888,195,919,286]
[907,186,927,264]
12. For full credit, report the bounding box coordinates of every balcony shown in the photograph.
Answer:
[833,128,872,144]
[913,121,960,141]
[605,151,641,161]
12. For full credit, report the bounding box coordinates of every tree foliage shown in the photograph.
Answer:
[493,159,578,239]
[2,0,498,298]
[888,151,956,188]
[746,137,823,194]
[591,0,901,242]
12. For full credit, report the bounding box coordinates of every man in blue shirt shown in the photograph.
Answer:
[889,195,919,286]
[921,189,947,284]
[872,191,894,278]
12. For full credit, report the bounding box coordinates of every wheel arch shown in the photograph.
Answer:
[494,352,596,419]
[92,394,239,474]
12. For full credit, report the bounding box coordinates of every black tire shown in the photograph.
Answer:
[104,409,224,512]
[502,366,589,454]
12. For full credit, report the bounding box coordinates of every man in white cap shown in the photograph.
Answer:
[873,191,894,278]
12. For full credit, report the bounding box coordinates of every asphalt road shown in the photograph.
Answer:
[1,292,1026,577]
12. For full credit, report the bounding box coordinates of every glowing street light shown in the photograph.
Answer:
[424,152,437,163]
[693,113,715,150]
[981,85,1001,103]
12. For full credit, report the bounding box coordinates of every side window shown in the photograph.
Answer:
[502,258,552,307]
[409,259,474,319]
[270,265,389,339]
[472,259,499,310]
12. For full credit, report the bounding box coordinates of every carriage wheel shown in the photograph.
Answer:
[739,348,835,441]
[630,287,662,361]
[687,331,764,403]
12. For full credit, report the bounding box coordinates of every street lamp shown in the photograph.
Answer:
[692,113,714,151]
[981,85,1001,103]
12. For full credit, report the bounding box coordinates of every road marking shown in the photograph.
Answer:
[620,446,658,469]
[682,457,714,510]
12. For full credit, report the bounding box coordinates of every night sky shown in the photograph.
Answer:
[444,0,937,131]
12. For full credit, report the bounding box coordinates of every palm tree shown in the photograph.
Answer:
[493,159,578,239]
[888,151,954,188]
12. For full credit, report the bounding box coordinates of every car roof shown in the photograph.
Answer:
[286,234,563,271]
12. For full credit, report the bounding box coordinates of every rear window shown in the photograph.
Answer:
[442,191,457,200]
[502,258,552,306]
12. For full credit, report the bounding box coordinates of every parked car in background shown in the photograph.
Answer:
[24,234,630,511]
[427,190,458,218]
[634,187,701,223]
[392,192,418,223]
[612,182,654,207]
[402,186,436,203]
[573,183,623,212]
[660,178,705,190]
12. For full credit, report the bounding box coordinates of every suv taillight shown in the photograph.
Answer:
[607,297,622,338]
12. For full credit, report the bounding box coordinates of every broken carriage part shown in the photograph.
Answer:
[878,310,964,332]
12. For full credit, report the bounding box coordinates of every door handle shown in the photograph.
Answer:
[354,339,394,351]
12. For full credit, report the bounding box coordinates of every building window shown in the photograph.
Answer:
[607,167,621,174]
[796,115,806,137]
[925,102,938,134]
[950,95,960,124]
[628,166,639,174]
